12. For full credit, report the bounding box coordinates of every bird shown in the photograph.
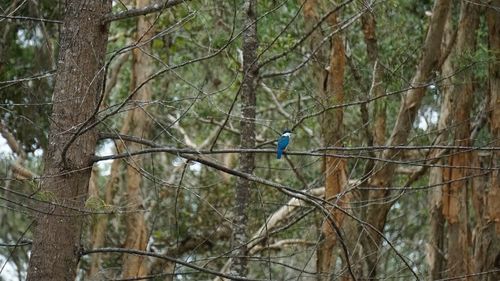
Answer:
[276,129,292,159]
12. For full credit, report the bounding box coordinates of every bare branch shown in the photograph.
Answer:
[81,248,264,281]
[250,239,316,254]
[96,133,500,170]
[0,15,62,24]
[102,0,188,23]
[0,70,56,89]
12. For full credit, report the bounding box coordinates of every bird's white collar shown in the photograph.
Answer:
[282,132,291,137]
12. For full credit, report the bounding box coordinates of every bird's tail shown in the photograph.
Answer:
[277,149,282,159]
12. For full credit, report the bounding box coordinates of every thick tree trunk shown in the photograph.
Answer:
[442,2,479,278]
[316,10,348,281]
[121,0,155,277]
[303,0,329,95]
[362,0,451,277]
[473,2,500,280]
[340,9,386,280]
[427,6,453,280]
[230,0,257,277]
[26,1,111,280]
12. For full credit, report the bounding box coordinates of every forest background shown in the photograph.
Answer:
[0,0,499,280]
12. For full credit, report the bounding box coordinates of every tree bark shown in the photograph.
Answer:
[230,0,258,277]
[427,6,453,280]
[361,12,385,148]
[316,9,348,281]
[303,0,329,95]
[88,122,130,278]
[341,9,387,279]
[88,41,132,281]
[26,1,111,280]
[121,0,155,277]
[88,52,132,279]
[441,2,479,278]
[473,2,500,280]
[362,0,451,277]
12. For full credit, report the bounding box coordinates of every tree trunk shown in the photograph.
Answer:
[88,127,128,278]
[26,1,111,280]
[362,0,451,277]
[88,53,132,279]
[121,0,155,277]
[427,6,453,280]
[316,10,348,281]
[303,0,329,96]
[230,0,258,277]
[442,2,479,278]
[361,11,385,148]
[473,2,500,280]
[341,9,387,279]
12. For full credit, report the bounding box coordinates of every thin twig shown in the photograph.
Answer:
[0,15,62,24]
[102,0,188,23]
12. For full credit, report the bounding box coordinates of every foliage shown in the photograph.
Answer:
[0,0,497,280]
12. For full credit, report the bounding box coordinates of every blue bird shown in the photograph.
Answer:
[276,129,292,159]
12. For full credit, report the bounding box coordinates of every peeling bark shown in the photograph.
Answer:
[303,0,329,89]
[427,7,454,279]
[316,10,348,281]
[302,0,330,132]
[362,0,452,277]
[121,0,155,277]
[473,2,500,280]
[441,2,479,278]
[303,2,349,279]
